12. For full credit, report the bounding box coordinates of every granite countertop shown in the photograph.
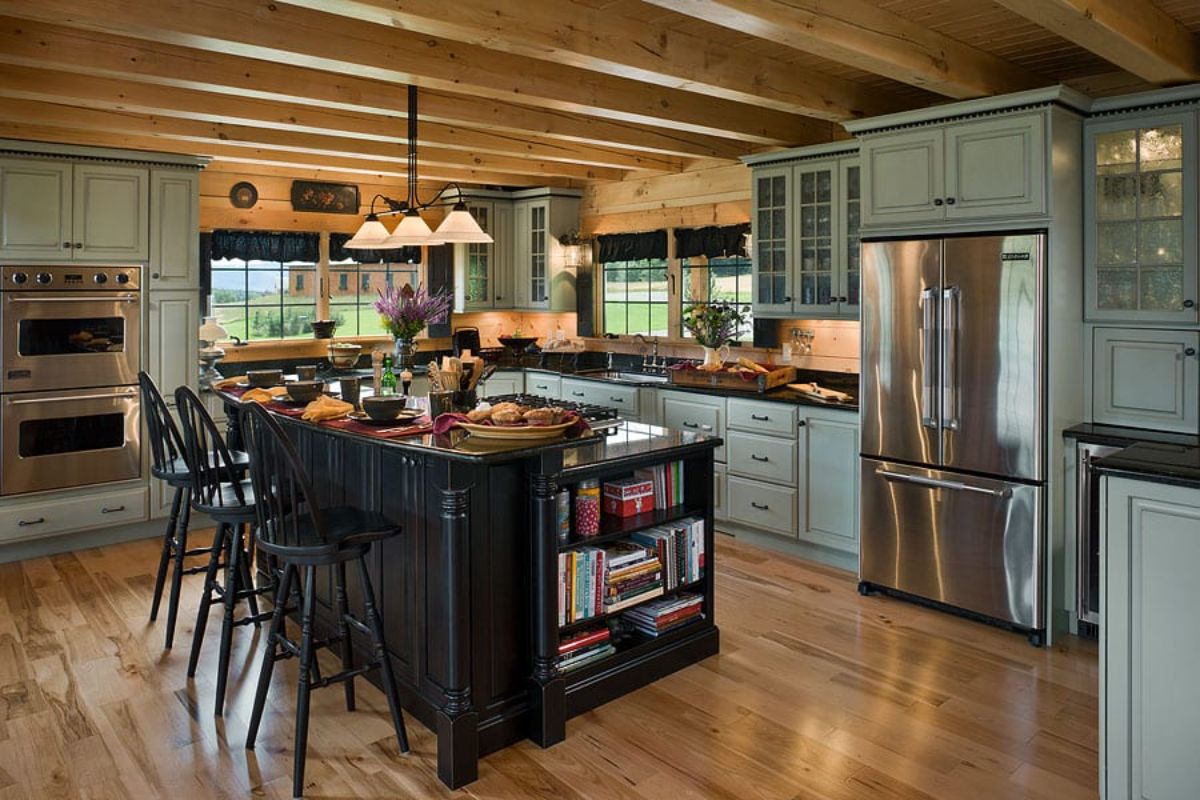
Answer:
[1063,422,1200,449]
[1094,441,1200,490]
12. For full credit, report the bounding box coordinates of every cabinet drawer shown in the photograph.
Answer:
[561,378,641,418]
[660,393,724,462]
[0,485,147,545]
[727,398,796,435]
[1093,327,1199,433]
[525,373,562,399]
[727,430,797,485]
[727,476,796,536]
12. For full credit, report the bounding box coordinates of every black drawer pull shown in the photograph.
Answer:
[571,391,585,397]
[682,421,699,428]
[18,517,45,527]
[797,420,807,427]
[609,396,625,403]
[750,454,770,462]
[534,384,548,390]
[751,414,770,421]
[101,505,126,514]
[750,502,769,511]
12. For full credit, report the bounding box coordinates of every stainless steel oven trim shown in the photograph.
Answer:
[1076,441,1121,626]
[5,294,138,304]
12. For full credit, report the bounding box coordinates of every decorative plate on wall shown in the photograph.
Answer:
[229,181,258,208]
[291,180,360,214]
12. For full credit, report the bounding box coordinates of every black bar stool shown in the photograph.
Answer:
[240,402,409,799]
[140,372,249,649]
[175,385,272,716]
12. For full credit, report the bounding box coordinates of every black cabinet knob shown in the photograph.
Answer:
[1186,347,1197,357]
[1184,299,1196,309]
[784,296,792,302]
[797,420,807,427]
[62,241,70,249]
[946,197,956,205]
[933,198,944,207]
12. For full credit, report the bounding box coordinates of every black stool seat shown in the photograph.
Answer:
[257,507,397,563]
[153,449,250,486]
[192,479,257,520]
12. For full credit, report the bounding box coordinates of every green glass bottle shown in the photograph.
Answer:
[380,354,397,396]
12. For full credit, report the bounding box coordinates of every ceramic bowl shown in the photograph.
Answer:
[286,380,325,403]
[310,320,338,339]
[246,369,283,388]
[327,342,362,369]
[362,394,407,421]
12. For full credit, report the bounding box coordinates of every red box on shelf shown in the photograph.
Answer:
[602,477,655,518]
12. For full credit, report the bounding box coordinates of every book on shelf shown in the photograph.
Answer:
[630,516,706,590]
[558,546,607,626]
[635,460,684,510]
[624,593,704,637]
[556,625,615,673]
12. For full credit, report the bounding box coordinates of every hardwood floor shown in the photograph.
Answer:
[0,529,1098,799]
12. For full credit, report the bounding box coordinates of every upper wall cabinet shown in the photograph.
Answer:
[747,149,860,319]
[0,158,149,262]
[149,169,199,289]
[453,198,513,312]
[1085,112,1197,324]
[859,112,1047,228]
[512,190,581,312]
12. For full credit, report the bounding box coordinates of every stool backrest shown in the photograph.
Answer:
[242,402,332,556]
[139,371,184,475]
[174,385,247,508]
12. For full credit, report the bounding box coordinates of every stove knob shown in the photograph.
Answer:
[10,272,27,285]
[115,273,130,285]
[35,272,52,285]
[93,273,108,285]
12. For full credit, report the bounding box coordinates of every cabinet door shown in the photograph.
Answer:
[837,157,862,317]
[526,200,550,309]
[860,128,945,226]
[1103,477,1200,800]
[0,159,72,259]
[147,291,199,407]
[945,113,1047,219]
[480,370,522,397]
[660,392,724,462]
[492,201,513,309]
[461,201,494,309]
[713,463,727,523]
[799,409,860,554]
[1093,327,1199,433]
[73,164,148,260]
[751,166,794,316]
[149,169,199,289]
[1086,113,1197,324]
[511,200,530,308]
[524,372,561,399]
[792,160,840,315]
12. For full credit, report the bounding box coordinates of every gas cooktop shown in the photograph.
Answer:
[482,393,621,425]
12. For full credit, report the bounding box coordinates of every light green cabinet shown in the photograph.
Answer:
[798,407,860,554]
[72,163,149,261]
[524,372,561,399]
[149,169,199,289]
[479,369,522,398]
[512,190,580,312]
[1102,476,1200,800]
[1092,327,1199,434]
[861,127,945,225]
[453,198,512,311]
[1085,112,1197,324]
[659,389,725,462]
[0,158,72,259]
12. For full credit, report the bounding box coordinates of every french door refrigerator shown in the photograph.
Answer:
[859,233,1045,642]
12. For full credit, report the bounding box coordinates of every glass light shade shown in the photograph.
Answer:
[344,214,392,249]
[383,211,442,246]
[434,205,494,243]
[198,316,228,343]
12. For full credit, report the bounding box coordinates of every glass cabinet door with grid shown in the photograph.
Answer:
[1086,113,1197,324]
[792,160,839,316]
[838,158,861,317]
[751,165,794,316]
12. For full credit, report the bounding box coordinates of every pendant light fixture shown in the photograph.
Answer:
[345,85,493,249]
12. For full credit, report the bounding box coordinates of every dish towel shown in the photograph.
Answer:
[215,375,247,390]
[301,395,353,422]
[240,386,289,404]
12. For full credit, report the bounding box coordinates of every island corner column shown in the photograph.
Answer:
[528,450,567,747]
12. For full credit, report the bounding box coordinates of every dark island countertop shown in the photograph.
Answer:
[1094,441,1200,490]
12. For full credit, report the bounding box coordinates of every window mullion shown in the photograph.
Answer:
[317,232,332,322]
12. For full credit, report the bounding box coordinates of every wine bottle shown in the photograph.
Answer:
[380,354,397,396]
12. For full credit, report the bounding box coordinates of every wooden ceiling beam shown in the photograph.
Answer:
[0,97,618,181]
[289,0,906,120]
[992,0,1200,85]
[0,0,833,146]
[0,64,681,173]
[0,18,747,161]
[642,0,1045,99]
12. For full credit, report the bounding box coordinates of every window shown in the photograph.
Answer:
[603,258,669,336]
[328,259,421,336]
[681,256,754,342]
[209,258,318,340]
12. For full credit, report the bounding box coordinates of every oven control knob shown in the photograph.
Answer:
[10,272,27,285]
[93,273,108,285]
[115,273,130,285]
[35,272,51,285]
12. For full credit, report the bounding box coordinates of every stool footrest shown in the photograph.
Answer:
[312,663,375,690]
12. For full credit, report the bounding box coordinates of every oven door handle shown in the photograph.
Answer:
[6,294,138,303]
[5,389,136,406]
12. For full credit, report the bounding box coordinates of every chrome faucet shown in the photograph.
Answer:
[633,334,663,372]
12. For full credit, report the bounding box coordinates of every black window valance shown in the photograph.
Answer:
[209,229,320,263]
[598,230,667,263]
[329,232,422,265]
[674,223,750,260]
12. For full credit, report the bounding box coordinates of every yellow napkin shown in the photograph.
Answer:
[301,395,353,422]
[215,375,247,390]
[240,386,289,404]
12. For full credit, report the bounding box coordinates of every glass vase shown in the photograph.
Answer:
[393,337,417,370]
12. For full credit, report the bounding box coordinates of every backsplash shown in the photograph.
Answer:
[772,319,860,374]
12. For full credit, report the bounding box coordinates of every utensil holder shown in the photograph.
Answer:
[428,390,455,419]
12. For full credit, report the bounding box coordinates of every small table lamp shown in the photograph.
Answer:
[198,316,229,387]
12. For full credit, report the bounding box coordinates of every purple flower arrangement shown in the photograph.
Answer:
[374,283,452,340]
[682,302,748,348]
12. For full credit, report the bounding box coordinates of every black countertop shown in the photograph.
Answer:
[1063,422,1200,449]
[1093,441,1200,490]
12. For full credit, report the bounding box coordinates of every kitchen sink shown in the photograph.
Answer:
[575,369,671,384]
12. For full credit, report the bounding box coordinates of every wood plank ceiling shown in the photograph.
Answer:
[0,0,1197,189]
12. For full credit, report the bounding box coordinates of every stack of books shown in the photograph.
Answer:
[636,460,684,509]
[624,593,704,637]
[603,542,664,612]
[630,516,706,589]
[558,546,606,626]
[556,627,616,673]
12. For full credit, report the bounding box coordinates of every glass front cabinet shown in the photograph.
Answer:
[1085,112,1197,324]
[453,198,513,312]
[748,149,860,319]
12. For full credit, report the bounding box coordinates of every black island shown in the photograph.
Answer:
[221,394,721,788]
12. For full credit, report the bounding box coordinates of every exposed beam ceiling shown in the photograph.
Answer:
[291,0,907,120]
[992,0,1200,84]
[641,0,1045,99]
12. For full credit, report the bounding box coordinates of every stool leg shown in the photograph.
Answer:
[293,564,318,799]
[246,561,295,751]
[149,485,183,622]
[334,561,355,712]
[163,487,192,649]
[213,525,243,717]
[188,522,227,678]
[239,524,262,627]
[357,556,409,753]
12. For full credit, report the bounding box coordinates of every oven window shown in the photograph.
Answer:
[19,413,125,457]
[18,317,126,356]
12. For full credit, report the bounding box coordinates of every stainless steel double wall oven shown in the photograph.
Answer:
[0,265,142,495]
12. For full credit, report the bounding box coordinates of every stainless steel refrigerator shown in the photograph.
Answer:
[859,233,1045,642]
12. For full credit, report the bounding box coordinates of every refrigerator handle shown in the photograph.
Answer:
[941,286,960,431]
[876,468,1012,499]
[920,287,938,429]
